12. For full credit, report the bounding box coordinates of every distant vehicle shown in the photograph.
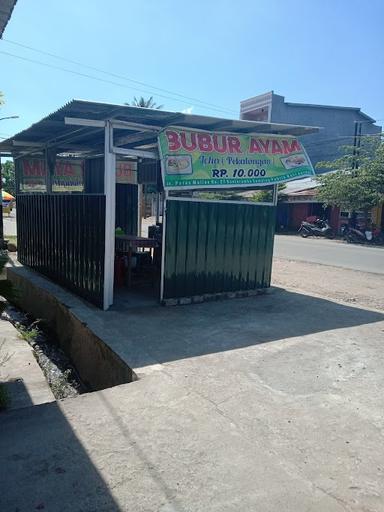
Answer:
[341,224,384,245]
[298,218,334,239]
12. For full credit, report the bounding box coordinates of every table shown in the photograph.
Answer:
[115,235,160,287]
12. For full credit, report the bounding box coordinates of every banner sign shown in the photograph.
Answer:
[20,158,138,191]
[116,160,137,184]
[20,159,84,192]
[158,127,315,190]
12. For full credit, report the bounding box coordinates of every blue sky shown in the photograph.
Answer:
[0,0,383,138]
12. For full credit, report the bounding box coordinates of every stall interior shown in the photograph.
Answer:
[113,159,163,308]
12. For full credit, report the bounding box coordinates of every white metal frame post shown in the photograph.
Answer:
[272,184,278,206]
[103,121,116,310]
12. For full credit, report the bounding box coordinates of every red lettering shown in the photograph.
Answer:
[259,140,270,153]
[197,133,213,152]
[249,139,262,153]
[271,140,283,154]
[180,131,197,151]
[212,134,227,153]
[23,160,46,176]
[166,130,181,151]
[227,136,241,153]
[282,139,302,154]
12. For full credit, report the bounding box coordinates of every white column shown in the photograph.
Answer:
[103,121,116,310]
[272,184,278,205]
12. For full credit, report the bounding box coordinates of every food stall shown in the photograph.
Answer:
[0,100,317,309]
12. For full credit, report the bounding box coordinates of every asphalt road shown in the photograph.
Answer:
[274,235,384,274]
[3,212,383,274]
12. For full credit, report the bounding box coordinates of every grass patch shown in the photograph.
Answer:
[18,326,39,343]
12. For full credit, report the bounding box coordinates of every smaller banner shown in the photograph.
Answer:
[20,158,138,192]
[116,160,137,184]
[20,159,84,192]
[158,127,315,190]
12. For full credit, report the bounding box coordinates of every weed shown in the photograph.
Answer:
[18,326,39,343]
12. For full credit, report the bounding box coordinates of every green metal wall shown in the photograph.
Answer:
[163,199,276,299]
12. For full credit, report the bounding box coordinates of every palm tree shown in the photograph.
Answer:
[126,96,163,109]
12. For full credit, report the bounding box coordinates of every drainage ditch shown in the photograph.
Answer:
[2,305,87,399]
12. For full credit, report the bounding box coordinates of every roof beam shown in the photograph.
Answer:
[114,130,158,147]
[111,120,162,131]
[111,146,158,159]
[65,117,106,128]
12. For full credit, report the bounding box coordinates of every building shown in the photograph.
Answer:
[277,177,383,233]
[240,91,381,170]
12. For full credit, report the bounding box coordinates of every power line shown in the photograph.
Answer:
[303,132,383,149]
[1,39,238,116]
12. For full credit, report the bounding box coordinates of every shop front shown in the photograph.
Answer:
[0,100,317,309]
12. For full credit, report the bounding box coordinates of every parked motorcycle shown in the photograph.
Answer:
[298,218,335,239]
[341,224,384,245]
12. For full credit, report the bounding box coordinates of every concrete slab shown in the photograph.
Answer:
[2,262,384,510]
[0,317,55,410]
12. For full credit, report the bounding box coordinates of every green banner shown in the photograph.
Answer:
[158,127,315,190]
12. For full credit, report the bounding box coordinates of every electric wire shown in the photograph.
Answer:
[0,39,238,115]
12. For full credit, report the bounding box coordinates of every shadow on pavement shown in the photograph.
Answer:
[108,287,384,369]
[0,401,121,512]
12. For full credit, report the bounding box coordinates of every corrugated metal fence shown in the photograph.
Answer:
[163,199,276,299]
[17,194,105,307]
[115,184,138,235]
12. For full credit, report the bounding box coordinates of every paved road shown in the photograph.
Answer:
[3,210,17,236]
[4,212,382,274]
[274,235,384,274]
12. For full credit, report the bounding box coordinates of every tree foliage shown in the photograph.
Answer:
[1,160,15,196]
[316,135,384,213]
[126,96,163,109]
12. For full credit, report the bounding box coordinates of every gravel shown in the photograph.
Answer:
[272,257,384,311]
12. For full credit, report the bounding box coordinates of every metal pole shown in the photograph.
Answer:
[155,192,160,223]
[159,190,168,303]
[356,122,362,169]
[272,184,278,206]
[103,121,116,310]
[352,121,358,170]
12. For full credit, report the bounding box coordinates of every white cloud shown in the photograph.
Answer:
[181,106,194,114]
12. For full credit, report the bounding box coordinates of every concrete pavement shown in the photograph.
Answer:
[1,263,384,511]
[0,318,55,410]
[274,235,384,274]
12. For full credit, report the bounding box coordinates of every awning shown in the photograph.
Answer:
[0,99,320,158]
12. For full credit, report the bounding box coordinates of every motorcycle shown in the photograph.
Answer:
[298,218,335,239]
[341,224,384,245]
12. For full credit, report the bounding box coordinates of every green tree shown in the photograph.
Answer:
[316,135,384,219]
[1,160,15,196]
[126,96,163,109]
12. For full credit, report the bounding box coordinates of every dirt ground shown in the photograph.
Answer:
[272,257,384,311]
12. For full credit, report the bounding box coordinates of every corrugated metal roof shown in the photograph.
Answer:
[0,99,320,157]
[0,0,17,38]
[285,101,376,122]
